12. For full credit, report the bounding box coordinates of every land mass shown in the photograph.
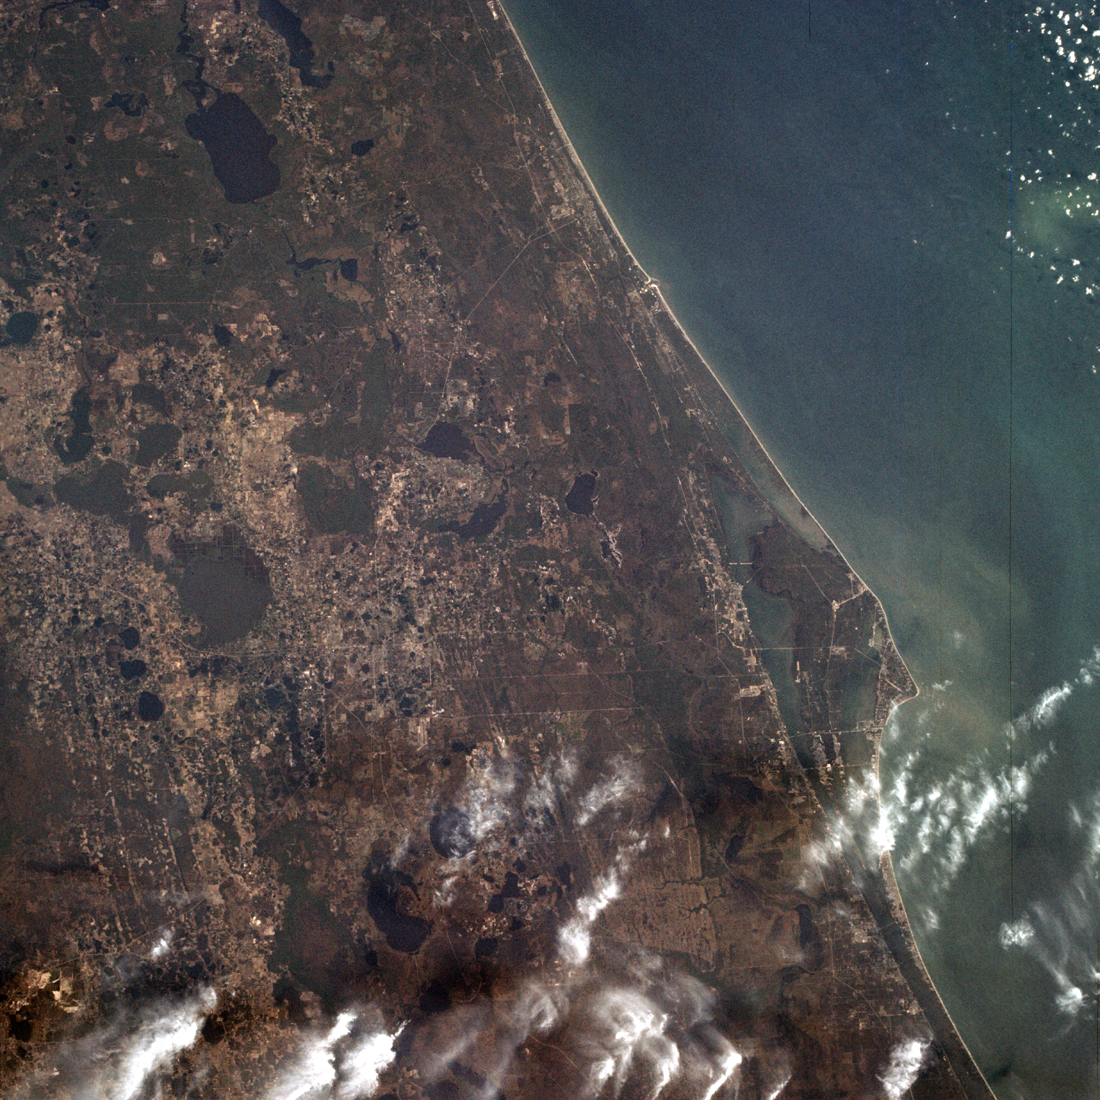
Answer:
[0,1,992,1098]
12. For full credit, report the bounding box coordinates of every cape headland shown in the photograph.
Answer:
[0,0,992,1097]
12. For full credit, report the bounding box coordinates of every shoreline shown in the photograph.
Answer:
[491,0,915,715]
[491,3,997,1097]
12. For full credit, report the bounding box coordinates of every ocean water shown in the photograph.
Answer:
[500,1,1100,1096]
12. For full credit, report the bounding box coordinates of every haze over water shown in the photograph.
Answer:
[502,1,1100,1096]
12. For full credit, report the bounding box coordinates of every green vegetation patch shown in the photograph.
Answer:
[167,526,272,647]
[286,344,390,460]
[296,462,374,536]
[632,658,702,752]
[55,460,133,523]
[513,544,552,566]
[537,388,564,434]
[146,470,212,505]
[2,471,49,509]
[54,387,95,466]
[132,422,182,467]
[270,875,373,1008]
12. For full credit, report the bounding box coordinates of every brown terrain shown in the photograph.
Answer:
[0,1,992,1098]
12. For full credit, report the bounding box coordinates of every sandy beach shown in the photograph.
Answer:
[492,0,915,711]
[486,5,1011,1098]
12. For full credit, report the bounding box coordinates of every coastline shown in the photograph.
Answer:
[0,1,1072,1094]
[490,2,995,1097]
[491,0,914,713]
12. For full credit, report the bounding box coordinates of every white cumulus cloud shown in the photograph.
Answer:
[878,1038,929,1100]
[575,755,641,827]
[265,1009,403,1100]
[19,987,216,1100]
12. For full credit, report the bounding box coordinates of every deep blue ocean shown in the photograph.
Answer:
[501,1,1100,1096]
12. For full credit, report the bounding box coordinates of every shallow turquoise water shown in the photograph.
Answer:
[502,1,1100,1096]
